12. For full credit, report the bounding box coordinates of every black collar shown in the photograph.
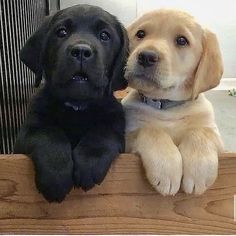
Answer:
[139,93,188,110]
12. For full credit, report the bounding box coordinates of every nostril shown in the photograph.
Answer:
[70,44,93,60]
[138,51,158,67]
[71,48,80,58]
[83,49,91,58]
[138,53,145,64]
[149,54,158,63]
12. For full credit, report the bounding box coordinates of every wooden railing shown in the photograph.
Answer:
[0,153,236,234]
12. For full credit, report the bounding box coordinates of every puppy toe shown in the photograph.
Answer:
[36,173,73,202]
[182,177,194,194]
[182,154,218,195]
[92,171,106,185]
[156,179,171,196]
[205,172,218,188]
[182,171,217,195]
[40,188,68,203]
[148,174,180,196]
[92,161,110,185]
[73,156,111,190]
[144,154,182,196]
[81,182,95,191]
[194,182,207,195]
[79,170,95,191]
[169,179,181,195]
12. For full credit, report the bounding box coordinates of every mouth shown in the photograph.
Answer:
[71,73,89,83]
[128,73,175,91]
[126,71,155,83]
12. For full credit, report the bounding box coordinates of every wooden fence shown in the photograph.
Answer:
[0,153,235,234]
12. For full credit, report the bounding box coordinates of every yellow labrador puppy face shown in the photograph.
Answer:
[126,9,223,100]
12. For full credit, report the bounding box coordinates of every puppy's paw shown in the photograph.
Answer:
[143,150,182,196]
[35,168,73,202]
[34,157,73,202]
[73,149,114,191]
[181,153,218,195]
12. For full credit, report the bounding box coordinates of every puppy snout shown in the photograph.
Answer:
[138,50,158,68]
[71,44,93,61]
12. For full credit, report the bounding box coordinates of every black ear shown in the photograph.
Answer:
[111,22,129,91]
[20,16,52,87]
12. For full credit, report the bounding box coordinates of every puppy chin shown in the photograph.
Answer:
[125,69,173,91]
[127,75,155,91]
[51,70,108,101]
[67,86,105,100]
[53,83,105,101]
[126,70,191,100]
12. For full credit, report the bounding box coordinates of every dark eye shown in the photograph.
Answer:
[136,30,145,39]
[100,31,110,41]
[56,27,68,38]
[176,36,189,46]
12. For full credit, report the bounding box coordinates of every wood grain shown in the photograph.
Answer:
[0,153,236,234]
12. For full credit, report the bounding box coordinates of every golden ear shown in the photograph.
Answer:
[192,29,223,99]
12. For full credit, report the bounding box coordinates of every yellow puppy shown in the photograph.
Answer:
[122,9,224,195]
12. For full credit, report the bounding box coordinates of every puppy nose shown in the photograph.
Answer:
[71,44,93,60]
[138,51,158,67]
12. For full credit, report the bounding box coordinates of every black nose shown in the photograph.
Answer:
[138,51,158,67]
[71,44,93,61]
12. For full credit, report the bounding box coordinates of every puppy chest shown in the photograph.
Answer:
[125,105,190,140]
[55,109,94,139]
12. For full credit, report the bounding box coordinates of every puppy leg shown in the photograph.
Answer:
[72,126,124,191]
[179,128,223,194]
[132,127,182,195]
[14,127,73,202]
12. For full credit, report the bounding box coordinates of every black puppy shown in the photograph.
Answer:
[14,5,128,202]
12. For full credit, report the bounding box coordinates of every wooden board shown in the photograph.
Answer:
[0,153,236,234]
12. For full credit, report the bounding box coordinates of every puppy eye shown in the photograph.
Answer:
[100,31,111,41]
[136,30,145,39]
[56,27,68,38]
[176,36,189,47]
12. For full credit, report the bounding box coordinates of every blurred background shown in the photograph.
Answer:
[1,0,235,153]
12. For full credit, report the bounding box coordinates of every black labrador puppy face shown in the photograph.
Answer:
[20,5,128,100]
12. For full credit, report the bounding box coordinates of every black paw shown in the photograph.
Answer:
[35,162,73,202]
[73,151,114,191]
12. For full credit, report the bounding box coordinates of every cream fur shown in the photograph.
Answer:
[122,9,224,195]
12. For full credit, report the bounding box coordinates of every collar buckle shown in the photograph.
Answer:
[157,100,162,109]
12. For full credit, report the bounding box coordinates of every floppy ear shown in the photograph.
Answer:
[20,16,52,87]
[111,23,129,91]
[192,29,223,99]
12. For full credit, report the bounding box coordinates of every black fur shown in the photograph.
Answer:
[14,5,128,202]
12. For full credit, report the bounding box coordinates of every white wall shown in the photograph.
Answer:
[60,0,236,78]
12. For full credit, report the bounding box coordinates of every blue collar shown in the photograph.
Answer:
[139,93,187,110]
